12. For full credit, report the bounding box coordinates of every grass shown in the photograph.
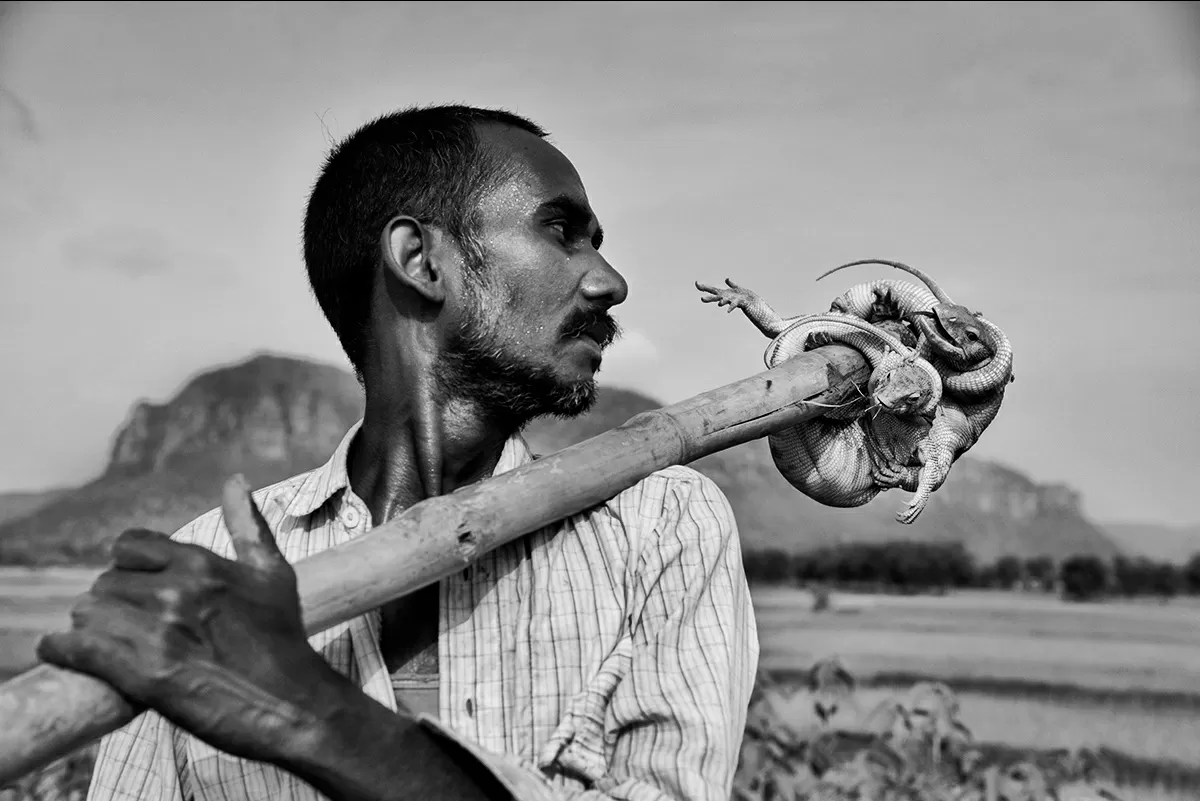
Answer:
[750,586,1200,695]
[749,585,1200,798]
[819,687,1200,767]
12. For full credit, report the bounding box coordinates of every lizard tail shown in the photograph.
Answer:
[817,259,954,305]
[772,313,921,361]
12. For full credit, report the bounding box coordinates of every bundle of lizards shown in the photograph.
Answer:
[696,260,1013,525]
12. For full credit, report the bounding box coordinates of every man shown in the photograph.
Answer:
[38,104,759,801]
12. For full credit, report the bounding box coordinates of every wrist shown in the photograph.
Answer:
[276,651,398,769]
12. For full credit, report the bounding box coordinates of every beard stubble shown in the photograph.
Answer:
[436,258,621,429]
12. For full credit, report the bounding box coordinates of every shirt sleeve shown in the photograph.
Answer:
[82,513,227,801]
[418,468,760,801]
[84,710,186,801]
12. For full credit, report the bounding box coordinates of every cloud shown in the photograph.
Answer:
[604,328,659,366]
[61,226,181,277]
[57,225,226,278]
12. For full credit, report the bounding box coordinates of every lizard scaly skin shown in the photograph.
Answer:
[827,279,939,325]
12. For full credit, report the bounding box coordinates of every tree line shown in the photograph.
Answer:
[742,540,1200,602]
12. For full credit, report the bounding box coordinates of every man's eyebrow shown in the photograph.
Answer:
[537,194,604,248]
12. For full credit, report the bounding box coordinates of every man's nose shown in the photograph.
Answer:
[579,255,629,309]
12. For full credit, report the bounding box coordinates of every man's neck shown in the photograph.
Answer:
[348,395,517,527]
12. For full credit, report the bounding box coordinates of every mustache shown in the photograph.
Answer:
[560,308,623,349]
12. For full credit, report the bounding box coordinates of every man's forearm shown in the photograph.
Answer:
[277,664,511,801]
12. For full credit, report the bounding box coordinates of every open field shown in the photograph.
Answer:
[751,586,1200,697]
[3,571,1199,799]
[749,585,1200,799]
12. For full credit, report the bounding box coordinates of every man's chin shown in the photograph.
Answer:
[537,377,599,420]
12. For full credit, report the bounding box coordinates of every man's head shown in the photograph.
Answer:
[303,104,627,427]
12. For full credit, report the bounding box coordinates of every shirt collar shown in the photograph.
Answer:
[280,419,537,520]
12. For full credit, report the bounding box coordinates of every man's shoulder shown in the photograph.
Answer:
[167,470,316,555]
[624,463,733,507]
[597,463,739,542]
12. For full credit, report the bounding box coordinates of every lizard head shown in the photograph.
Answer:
[931,304,992,365]
[869,356,942,418]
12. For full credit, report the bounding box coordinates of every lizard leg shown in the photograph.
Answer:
[696,279,791,338]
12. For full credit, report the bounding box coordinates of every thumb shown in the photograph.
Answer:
[221,474,285,571]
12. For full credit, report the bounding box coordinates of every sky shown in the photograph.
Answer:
[0,1,1198,526]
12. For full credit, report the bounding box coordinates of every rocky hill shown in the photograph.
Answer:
[0,489,65,526]
[0,352,1121,566]
[1101,522,1200,565]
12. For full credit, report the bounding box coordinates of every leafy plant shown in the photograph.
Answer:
[733,657,1127,801]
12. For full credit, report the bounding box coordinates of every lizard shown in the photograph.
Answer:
[816,258,993,372]
[870,387,1007,524]
[757,312,945,508]
[695,278,1011,521]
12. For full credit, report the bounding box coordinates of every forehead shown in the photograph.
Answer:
[474,124,591,219]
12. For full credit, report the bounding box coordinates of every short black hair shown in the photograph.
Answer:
[302,104,549,378]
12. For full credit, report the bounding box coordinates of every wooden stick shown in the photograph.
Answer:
[0,345,870,785]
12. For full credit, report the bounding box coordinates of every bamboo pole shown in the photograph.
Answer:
[0,344,870,785]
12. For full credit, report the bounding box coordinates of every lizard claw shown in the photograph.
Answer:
[871,462,904,489]
[895,499,926,525]
[695,279,749,312]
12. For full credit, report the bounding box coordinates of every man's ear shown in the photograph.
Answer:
[380,215,446,304]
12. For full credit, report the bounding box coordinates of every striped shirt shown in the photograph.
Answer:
[85,422,759,801]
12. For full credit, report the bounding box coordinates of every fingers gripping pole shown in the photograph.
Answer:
[0,345,870,785]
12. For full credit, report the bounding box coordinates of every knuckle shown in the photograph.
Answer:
[179,543,215,575]
[154,585,185,610]
[90,569,121,599]
[114,527,164,548]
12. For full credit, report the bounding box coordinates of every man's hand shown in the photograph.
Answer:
[37,475,341,766]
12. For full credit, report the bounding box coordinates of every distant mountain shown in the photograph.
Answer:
[0,353,364,565]
[1101,522,1200,565]
[0,489,67,525]
[0,352,1120,566]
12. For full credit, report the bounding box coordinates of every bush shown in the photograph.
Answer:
[1059,555,1109,602]
[734,659,1128,801]
[1183,553,1200,595]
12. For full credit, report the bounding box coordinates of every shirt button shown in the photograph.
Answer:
[341,506,360,529]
